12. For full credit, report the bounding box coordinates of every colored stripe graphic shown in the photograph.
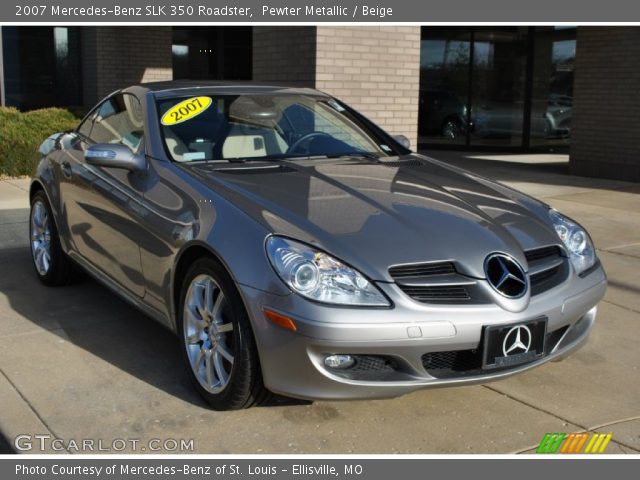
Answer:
[537,433,566,453]
[559,433,576,453]
[570,433,590,453]
[537,432,613,454]
[584,433,613,454]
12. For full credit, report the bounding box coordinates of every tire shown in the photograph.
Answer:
[29,191,77,286]
[177,257,269,410]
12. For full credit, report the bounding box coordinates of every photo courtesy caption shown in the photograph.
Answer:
[16,463,363,476]
[14,465,225,477]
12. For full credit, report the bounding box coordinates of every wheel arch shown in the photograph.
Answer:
[170,240,244,330]
[29,179,46,203]
[29,179,63,235]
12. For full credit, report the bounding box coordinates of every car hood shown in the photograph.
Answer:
[188,154,560,281]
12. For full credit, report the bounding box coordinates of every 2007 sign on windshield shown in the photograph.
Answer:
[161,97,213,126]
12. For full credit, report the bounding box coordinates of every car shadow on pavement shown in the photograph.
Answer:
[0,243,307,410]
[0,432,15,454]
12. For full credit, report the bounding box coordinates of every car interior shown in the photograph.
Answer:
[159,95,378,162]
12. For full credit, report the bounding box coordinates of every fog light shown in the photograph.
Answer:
[324,354,355,369]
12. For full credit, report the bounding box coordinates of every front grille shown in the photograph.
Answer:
[525,245,563,263]
[389,261,456,278]
[390,246,568,305]
[530,264,565,295]
[422,326,567,379]
[526,245,569,296]
[422,350,482,375]
[397,285,470,302]
[389,261,483,304]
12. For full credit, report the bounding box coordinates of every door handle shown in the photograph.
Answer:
[61,161,72,178]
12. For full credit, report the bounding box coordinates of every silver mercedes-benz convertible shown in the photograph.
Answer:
[30,81,606,410]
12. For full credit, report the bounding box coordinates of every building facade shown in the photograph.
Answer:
[1,26,638,181]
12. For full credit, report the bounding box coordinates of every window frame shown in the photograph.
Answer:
[75,92,146,155]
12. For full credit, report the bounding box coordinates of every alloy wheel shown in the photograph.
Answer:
[31,200,52,276]
[183,274,235,394]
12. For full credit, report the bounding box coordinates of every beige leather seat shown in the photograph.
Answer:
[164,130,190,162]
[222,135,267,159]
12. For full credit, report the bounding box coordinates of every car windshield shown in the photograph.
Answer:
[156,93,399,162]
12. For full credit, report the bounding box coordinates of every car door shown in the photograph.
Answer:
[58,93,147,297]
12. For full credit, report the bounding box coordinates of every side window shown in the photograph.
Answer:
[77,114,94,139]
[90,93,144,152]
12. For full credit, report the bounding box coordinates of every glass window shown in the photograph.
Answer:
[157,94,401,162]
[1,26,82,110]
[90,94,144,152]
[418,28,471,145]
[172,27,252,81]
[77,115,94,138]
[469,27,529,147]
[419,26,575,151]
[529,27,575,148]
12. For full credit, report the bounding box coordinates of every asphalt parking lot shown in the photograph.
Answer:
[0,152,638,454]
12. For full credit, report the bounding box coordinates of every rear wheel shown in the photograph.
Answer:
[178,258,269,410]
[30,191,77,285]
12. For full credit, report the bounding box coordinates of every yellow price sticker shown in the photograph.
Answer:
[161,96,213,126]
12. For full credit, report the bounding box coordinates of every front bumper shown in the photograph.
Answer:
[239,266,606,401]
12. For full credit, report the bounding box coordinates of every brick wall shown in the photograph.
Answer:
[252,27,316,87]
[315,26,421,148]
[252,26,421,148]
[570,27,640,181]
[80,27,172,106]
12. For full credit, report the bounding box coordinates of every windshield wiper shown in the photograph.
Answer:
[325,151,381,160]
[225,152,380,163]
[225,157,282,163]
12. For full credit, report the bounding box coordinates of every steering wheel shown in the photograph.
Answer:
[286,131,333,155]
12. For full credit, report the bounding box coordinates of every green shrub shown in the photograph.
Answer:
[0,107,80,177]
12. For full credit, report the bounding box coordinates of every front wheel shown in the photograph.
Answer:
[178,258,269,410]
[30,191,77,285]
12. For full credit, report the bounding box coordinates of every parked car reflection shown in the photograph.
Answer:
[419,90,468,141]
[419,89,572,142]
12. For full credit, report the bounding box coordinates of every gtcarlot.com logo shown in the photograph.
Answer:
[537,432,612,454]
[14,434,195,453]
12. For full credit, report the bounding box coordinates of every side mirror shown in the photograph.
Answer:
[38,132,64,157]
[85,144,146,172]
[392,135,411,150]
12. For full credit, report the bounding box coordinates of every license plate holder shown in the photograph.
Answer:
[482,318,547,370]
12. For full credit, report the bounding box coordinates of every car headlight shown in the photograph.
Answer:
[549,210,597,274]
[266,236,390,306]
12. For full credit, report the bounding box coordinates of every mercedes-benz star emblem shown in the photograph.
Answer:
[502,325,532,356]
[484,253,528,298]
